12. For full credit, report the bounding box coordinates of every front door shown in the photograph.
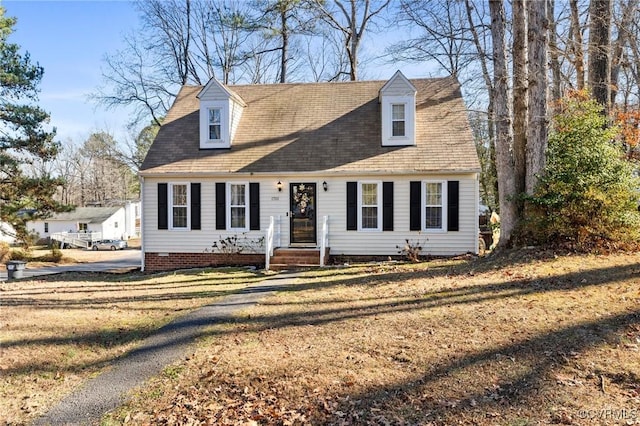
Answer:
[290,183,317,245]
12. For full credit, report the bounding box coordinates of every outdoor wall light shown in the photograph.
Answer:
[277,181,283,192]
[323,181,328,191]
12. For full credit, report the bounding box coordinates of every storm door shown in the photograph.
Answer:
[290,183,317,245]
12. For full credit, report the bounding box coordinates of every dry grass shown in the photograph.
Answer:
[0,267,266,424]
[108,251,640,425]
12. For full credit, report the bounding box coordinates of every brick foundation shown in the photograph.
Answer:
[144,252,264,272]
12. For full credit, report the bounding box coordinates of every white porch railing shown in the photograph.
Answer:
[51,232,102,249]
[265,217,274,271]
[320,215,329,267]
[264,216,282,271]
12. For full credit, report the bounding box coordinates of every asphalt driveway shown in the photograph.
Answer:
[0,249,141,281]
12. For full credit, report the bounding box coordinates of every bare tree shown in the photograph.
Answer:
[526,0,549,195]
[609,0,639,105]
[588,0,612,108]
[191,0,255,84]
[139,0,199,85]
[253,0,315,83]
[305,27,350,81]
[547,0,562,101]
[489,0,517,247]
[93,35,177,127]
[512,0,527,216]
[311,0,391,81]
[389,0,475,79]
[569,0,586,90]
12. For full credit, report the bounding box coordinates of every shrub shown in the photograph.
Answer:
[35,247,64,263]
[0,242,10,263]
[396,239,426,262]
[9,249,31,261]
[208,234,265,255]
[526,91,640,250]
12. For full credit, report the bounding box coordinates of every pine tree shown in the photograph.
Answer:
[0,7,65,244]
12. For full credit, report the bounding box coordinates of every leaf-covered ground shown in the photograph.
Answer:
[107,251,640,425]
[0,267,264,424]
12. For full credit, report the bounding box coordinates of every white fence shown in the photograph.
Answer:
[51,232,102,249]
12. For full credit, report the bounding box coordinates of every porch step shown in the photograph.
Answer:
[269,248,329,271]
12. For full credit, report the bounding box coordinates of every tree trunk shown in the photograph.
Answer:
[349,0,359,81]
[588,0,611,109]
[547,0,562,101]
[609,0,638,106]
[464,0,498,211]
[570,0,585,90]
[280,7,288,83]
[512,0,527,216]
[526,0,549,195]
[489,0,517,248]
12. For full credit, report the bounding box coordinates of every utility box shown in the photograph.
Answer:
[6,260,26,280]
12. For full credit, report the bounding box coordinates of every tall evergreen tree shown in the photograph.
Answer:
[0,7,64,243]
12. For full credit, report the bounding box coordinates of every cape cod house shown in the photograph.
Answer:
[139,71,481,272]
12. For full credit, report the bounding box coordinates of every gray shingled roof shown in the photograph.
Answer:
[46,207,121,223]
[140,77,480,175]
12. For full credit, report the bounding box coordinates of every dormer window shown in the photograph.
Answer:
[197,77,246,149]
[208,108,222,140]
[379,71,417,146]
[392,104,406,137]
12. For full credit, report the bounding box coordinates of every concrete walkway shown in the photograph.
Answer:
[33,271,298,426]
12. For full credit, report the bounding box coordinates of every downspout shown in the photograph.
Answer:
[140,176,145,272]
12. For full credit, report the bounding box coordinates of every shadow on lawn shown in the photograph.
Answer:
[329,309,640,424]
[2,268,268,309]
[6,258,639,384]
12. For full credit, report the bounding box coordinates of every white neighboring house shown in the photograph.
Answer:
[28,202,141,242]
[0,222,17,244]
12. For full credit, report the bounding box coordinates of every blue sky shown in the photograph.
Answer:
[4,1,139,143]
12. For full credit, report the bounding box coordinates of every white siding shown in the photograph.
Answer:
[0,222,16,243]
[101,209,127,240]
[27,208,129,240]
[380,73,416,97]
[29,220,77,235]
[198,84,230,101]
[124,201,141,238]
[143,173,479,257]
[144,179,280,253]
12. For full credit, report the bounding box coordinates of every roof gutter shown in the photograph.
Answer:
[138,168,481,179]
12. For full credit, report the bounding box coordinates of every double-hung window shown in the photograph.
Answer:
[423,181,446,231]
[359,181,382,231]
[392,104,406,137]
[170,183,189,229]
[209,108,221,140]
[228,183,248,230]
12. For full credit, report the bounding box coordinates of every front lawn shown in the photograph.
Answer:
[110,252,640,425]
[0,268,265,424]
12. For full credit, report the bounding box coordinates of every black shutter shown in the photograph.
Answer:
[249,183,260,230]
[410,181,421,231]
[158,183,168,230]
[447,180,459,232]
[383,182,394,231]
[191,183,201,230]
[346,181,357,230]
[216,182,226,230]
